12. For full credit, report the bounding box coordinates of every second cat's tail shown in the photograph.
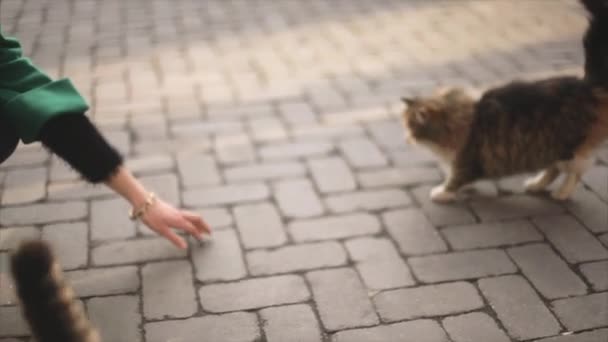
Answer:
[581,0,608,87]
[10,240,100,342]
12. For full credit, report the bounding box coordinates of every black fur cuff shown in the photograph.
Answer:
[39,114,123,183]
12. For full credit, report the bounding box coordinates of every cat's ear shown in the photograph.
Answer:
[401,97,416,107]
[413,109,427,125]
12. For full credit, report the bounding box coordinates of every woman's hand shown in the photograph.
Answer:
[140,199,211,249]
[106,166,212,249]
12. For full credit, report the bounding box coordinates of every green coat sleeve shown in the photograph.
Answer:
[0,27,89,143]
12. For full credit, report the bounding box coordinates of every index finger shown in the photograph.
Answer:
[182,211,212,235]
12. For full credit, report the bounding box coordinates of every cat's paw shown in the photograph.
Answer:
[524,177,547,193]
[551,189,572,201]
[430,185,457,203]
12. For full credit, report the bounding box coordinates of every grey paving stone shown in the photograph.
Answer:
[183,183,269,207]
[582,166,608,201]
[307,268,378,331]
[508,243,587,299]
[234,202,287,249]
[383,209,447,255]
[410,249,517,283]
[289,213,381,242]
[46,181,113,200]
[471,195,563,221]
[92,238,186,266]
[442,312,510,342]
[0,226,40,251]
[134,137,211,155]
[309,157,356,193]
[374,282,484,322]
[140,173,180,206]
[601,233,608,247]
[249,117,287,142]
[177,153,221,187]
[292,124,364,140]
[90,198,136,241]
[389,148,436,167]
[279,101,317,126]
[42,222,88,270]
[442,220,543,250]
[326,189,411,213]
[274,178,324,218]
[324,106,389,125]
[142,260,197,320]
[339,137,388,168]
[103,130,131,155]
[534,215,608,263]
[247,241,347,276]
[261,304,323,342]
[66,266,139,297]
[171,121,243,137]
[345,237,415,289]
[87,295,141,342]
[49,156,79,182]
[1,167,46,205]
[0,255,16,305]
[126,154,174,176]
[332,319,449,342]
[192,229,246,282]
[552,293,608,331]
[260,141,333,160]
[579,260,608,291]
[412,186,476,227]
[478,275,561,340]
[0,146,48,169]
[145,312,260,342]
[199,275,309,312]
[224,161,305,182]
[367,120,407,149]
[0,306,29,337]
[358,167,441,188]
[0,201,87,226]
[208,104,272,119]
[195,207,233,228]
[534,329,608,342]
[215,134,256,164]
[566,188,608,233]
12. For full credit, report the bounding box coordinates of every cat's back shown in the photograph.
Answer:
[465,76,599,175]
[478,76,595,117]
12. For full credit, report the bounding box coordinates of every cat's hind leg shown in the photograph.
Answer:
[552,172,580,200]
[524,166,560,193]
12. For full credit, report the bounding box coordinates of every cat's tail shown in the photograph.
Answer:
[10,240,101,342]
[581,0,608,87]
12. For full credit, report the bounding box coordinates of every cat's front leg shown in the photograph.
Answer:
[430,183,457,203]
[430,172,471,203]
[524,167,559,193]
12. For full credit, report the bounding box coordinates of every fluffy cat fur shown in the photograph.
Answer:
[10,240,100,342]
[401,0,608,203]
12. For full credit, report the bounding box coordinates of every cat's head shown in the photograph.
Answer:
[401,88,474,155]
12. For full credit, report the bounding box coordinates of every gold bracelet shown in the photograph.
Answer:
[129,192,157,221]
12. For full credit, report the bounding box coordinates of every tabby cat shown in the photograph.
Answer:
[401,0,608,203]
[10,240,100,342]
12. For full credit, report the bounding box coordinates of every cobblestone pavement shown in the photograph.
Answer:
[1,0,607,341]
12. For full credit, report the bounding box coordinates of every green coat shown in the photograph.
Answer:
[0,26,88,143]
